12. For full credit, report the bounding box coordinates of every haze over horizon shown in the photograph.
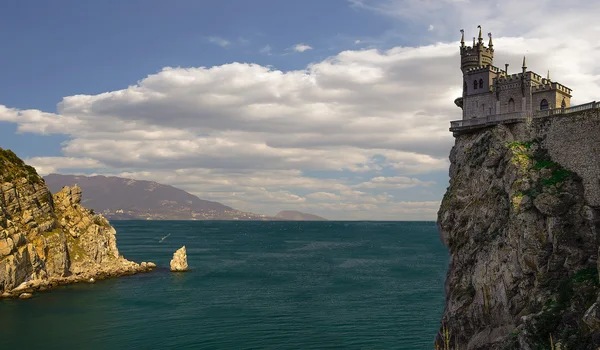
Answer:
[1,0,599,220]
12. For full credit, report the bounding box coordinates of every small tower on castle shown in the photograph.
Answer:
[457,26,500,119]
[460,25,494,73]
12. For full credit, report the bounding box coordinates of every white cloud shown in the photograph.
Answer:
[306,192,343,201]
[208,36,230,47]
[355,39,361,44]
[260,44,272,54]
[428,24,434,31]
[293,43,313,52]
[24,157,106,176]
[2,0,600,220]
[355,176,436,189]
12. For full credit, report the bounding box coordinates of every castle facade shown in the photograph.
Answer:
[455,26,572,120]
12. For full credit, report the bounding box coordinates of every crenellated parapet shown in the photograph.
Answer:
[460,26,494,73]
[532,81,572,96]
[455,26,575,122]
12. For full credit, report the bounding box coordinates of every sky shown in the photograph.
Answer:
[1,0,599,220]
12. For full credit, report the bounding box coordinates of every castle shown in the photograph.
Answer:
[449,26,594,134]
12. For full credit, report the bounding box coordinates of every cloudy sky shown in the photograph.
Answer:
[1,0,599,220]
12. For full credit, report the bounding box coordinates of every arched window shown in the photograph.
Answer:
[508,98,515,112]
[463,81,467,94]
[561,98,566,109]
[473,80,478,90]
[479,79,484,89]
[540,99,549,111]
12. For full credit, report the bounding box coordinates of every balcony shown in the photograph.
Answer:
[449,111,529,133]
[449,101,600,134]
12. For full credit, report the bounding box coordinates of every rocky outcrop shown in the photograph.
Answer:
[170,246,188,272]
[0,148,155,298]
[436,122,600,349]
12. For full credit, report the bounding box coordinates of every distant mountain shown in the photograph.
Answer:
[275,210,327,221]
[43,174,278,221]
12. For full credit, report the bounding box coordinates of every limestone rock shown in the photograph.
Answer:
[436,125,600,349]
[170,246,189,272]
[0,147,153,297]
[19,292,32,299]
[583,301,600,331]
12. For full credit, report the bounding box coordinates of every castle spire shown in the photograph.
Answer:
[547,70,551,81]
[477,25,483,44]
[488,32,493,48]
[473,36,476,47]
[522,56,527,73]
[460,29,465,47]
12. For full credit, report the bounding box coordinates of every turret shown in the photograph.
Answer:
[460,26,494,74]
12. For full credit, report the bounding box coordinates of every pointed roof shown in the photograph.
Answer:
[522,56,527,73]
[477,25,483,43]
[460,29,465,46]
[488,32,493,47]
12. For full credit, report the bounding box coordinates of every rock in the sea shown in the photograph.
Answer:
[147,262,157,269]
[170,246,189,272]
[88,277,96,283]
[0,147,154,298]
[19,293,32,299]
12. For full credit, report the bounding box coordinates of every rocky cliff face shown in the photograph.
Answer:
[437,115,600,349]
[0,148,152,297]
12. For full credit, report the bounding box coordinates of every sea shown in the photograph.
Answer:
[0,221,448,349]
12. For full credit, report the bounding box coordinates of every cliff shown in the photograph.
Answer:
[437,110,600,349]
[0,148,152,297]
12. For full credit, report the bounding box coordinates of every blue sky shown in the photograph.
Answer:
[1,0,599,219]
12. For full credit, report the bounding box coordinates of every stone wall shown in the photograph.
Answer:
[531,89,571,111]
[464,92,495,119]
[534,109,600,206]
[437,112,600,348]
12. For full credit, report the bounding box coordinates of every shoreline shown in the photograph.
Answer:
[1,260,157,299]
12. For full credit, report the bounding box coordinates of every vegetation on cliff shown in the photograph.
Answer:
[0,147,153,298]
[437,126,600,349]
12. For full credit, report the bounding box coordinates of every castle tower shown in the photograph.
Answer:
[460,25,494,73]
[453,27,574,130]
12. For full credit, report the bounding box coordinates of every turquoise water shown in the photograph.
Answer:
[1,221,447,349]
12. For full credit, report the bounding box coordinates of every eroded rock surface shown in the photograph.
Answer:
[437,125,600,349]
[0,148,155,297]
[170,246,188,272]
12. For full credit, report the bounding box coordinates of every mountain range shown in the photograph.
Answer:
[43,174,326,221]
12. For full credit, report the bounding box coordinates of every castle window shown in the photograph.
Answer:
[508,98,515,112]
[463,81,467,94]
[482,103,485,115]
[479,79,483,89]
[473,80,478,90]
[561,99,566,109]
[540,99,549,111]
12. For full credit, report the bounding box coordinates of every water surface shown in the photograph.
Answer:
[1,221,447,349]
